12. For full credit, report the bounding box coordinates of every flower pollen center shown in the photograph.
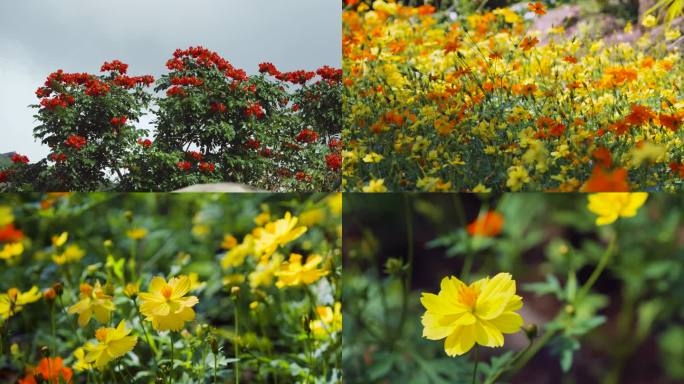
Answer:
[161,285,173,299]
[95,328,108,342]
[458,285,479,310]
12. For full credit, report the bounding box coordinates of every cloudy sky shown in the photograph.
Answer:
[0,0,341,160]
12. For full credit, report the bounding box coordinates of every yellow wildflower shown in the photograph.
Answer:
[362,179,388,192]
[139,275,199,332]
[0,242,24,260]
[587,193,648,225]
[72,347,93,371]
[276,254,329,288]
[51,232,69,247]
[0,206,13,226]
[126,228,148,240]
[362,152,384,163]
[52,244,85,265]
[420,273,524,356]
[249,254,284,288]
[0,286,42,320]
[666,29,682,41]
[310,302,342,338]
[253,212,307,258]
[221,234,255,269]
[83,321,137,370]
[506,166,530,191]
[221,234,238,249]
[68,282,115,327]
[642,15,657,28]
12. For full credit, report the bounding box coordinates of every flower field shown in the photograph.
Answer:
[343,193,684,383]
[342,0,684,192]
[0,193,342,383]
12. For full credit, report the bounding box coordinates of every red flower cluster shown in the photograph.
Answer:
[84,79,110,97]
[167,86,187,97]
[244,103,265,119]
[291,103,300,112]
[111,116,128,126]
[44,70,91,88]
[177,161,192,171]
[210,102,227,113]
[260,148,273,158]
[245,138,261,150]
[328,138,343,151]
[325,152,342,171]
[40,95,75,110]
[295,129,318,143]
[0,223,24,243]
[49,153,68,162]
[171,76,204,86]
[113,75,155,89]
[187,151,204,161]
[100,60,129,74]
[276,70,316,85]
[258,62,279,76]
[316,66,343,82]
[199,162,216,172]
[65,135,87,150]
[295,171,312,182]
[0,171,8,183]
[137,138,153,148]
[11,153,29,164]
[170,46,248,81]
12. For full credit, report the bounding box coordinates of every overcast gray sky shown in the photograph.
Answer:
[0,0,341,160]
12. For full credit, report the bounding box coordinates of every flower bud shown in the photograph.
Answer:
[524,324,538,340]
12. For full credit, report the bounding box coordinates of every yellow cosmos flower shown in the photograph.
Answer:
[126,228,148,240]
[139,275,199,332]
[506,166,530,191]
[253,212,307,258]
[51,232,69,247]
[221,234,238,249]
[84,321,137,370]
[362,152,384,163]
[72,347,93,371]
[642,15,657,28]
[0,206,14,226]
[52,244,85,265]
[68,282,115,327]
[420,273,524,356]
[587,193,648,225]
[0,242,24,260]
[0,286,42,320]
[221,234,255,269]
[362,179,388,192]
[275,253,329,288]
[249,254,284,288]
[310,302,342,338]
[666,29,682,41]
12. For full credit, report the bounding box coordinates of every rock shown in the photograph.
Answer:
[530,4,582,36]
[173,183,262,193]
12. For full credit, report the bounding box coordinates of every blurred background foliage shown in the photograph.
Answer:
[343,193,684,383]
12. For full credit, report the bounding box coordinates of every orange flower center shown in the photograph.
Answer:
[95,328,108,342]
[458,285,479,309]
[7,288,18,301]
[161,285,173,299]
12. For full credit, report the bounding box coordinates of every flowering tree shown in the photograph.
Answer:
[0,48,342,192]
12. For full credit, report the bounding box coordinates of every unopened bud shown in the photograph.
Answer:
[524,324,538,340]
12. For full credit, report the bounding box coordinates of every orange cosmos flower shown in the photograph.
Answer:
[467,211,504,237]
[659,113,682,131]
[581,167,630,192]
[528,2,546,15]
[519,36,539,51]
[592,147,613,168]
[563,56,578,64]
[35,357,73,384]
[625,104,654,126]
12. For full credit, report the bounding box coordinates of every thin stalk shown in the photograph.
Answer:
[510,326,559,374]
[133,298,159,365]
[471,347,480,384]
[234,303,240,384]
[576,235,617,303]
[170,334,175,379]
[214,349,218,384]
[395,195,414,349]
[50,302,57,356]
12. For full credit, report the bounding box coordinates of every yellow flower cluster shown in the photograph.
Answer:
[342,2,684,192]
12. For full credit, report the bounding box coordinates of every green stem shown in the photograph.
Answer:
[395,194,414,349]
[471,347,480,384]
[511,326,559,375]
[50,302,57,356]
[170,334,174,380]
[214,349,218,384]
[576,234,617,303]
[133,298,158,365]
[234,303,240,384]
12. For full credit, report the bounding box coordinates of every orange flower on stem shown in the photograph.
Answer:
[519,36,539,51]
[625,104,654,126]
[592,147,613,168]
[35,357,73,384]
[659,113,682,131]
[528,2,546,15]
[581,167,630,192]
[467,211,504,237]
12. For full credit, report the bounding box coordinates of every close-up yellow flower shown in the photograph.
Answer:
[0,242,24,260]
[276,253,329,288]
[52,243,85,265]
[0,286,42,320]
[67,281,115,327]
[83,320,138,370]
[420,273,524,356]
[51,232,69,247]
[253,212,307,257]
[126,228,148,240]
[310,302,342,338]
[587,193,649,225]
[139,275,199,332]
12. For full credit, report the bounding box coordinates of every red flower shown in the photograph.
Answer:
[84,79,110,96]
[467,211,504,237]
[113,75,155,88]
[295,129,318,144]
[199,162,216,172]
[659,113,682,131]
[167,86,187,97]
[295,171,311,182]
[258,62,280,76]
[245,138,261,150]
[625,104,654,126]
[49,153,67,162]
[244,103,265,119]
[277,70,316,85]
[0,223,24,243]
[291,103,300,112]
[65,135,87,150]
[0,171,8,183]
[171,76,204,86]
[325,153,342,171]
[527,2,546,15]
[260,148,273,158]
[328,138,343,151]
[177,161,192,171]
[40,95,75,110]
[137,139,152,148]
[210,102,227,113]
[316,66,342,82]
[100,60,129,74]
[187,151,204,161]
[11,153,29,164]
[111,116,128,126]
